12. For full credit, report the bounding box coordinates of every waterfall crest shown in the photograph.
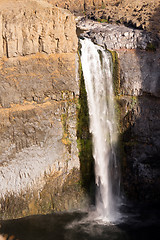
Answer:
[80,38,120,222]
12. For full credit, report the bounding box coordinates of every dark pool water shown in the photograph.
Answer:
[0,207,160,240]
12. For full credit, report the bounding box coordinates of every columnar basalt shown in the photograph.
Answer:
[0,0,87,220]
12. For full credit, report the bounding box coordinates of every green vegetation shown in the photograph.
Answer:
[110,50,120,96]
[101,2,106,9]
[114,95,140,195]
[60,90,78,154]
[61,112,72,154]
[97,18,108,23]
[77,50,95,198]
[146,42,156,52]
[130,96,138,109]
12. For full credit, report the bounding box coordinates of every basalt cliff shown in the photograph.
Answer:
[0,0,160,220]
[0,0,86,220]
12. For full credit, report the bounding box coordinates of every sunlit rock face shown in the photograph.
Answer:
[47,0,108,13]
[0,0,87,220]
[78,18,160,204]
[85,0,160,37]
[0,0,77,57]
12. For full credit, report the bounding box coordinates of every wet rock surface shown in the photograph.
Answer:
[78,19,160,97]
[119,67,160,202]
[118,95,160,202]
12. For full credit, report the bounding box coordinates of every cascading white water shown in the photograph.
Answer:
[80,38,120,222]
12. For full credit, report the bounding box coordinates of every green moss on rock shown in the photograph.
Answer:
[77,50,95,199]
[97,18,108,23]
[0,169,86,220]
[110,50,120,96]
[146,42,156,52]
[61,111,72,154]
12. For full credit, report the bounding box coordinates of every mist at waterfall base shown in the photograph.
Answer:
[1,210,160,240]
[1,39,160,240]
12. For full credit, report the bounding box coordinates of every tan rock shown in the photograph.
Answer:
[0,0,83,220]
[85,0,160,38]
[47,0,108,12]
[0,0,78,58]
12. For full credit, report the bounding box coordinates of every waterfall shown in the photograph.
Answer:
[80,38,121,222]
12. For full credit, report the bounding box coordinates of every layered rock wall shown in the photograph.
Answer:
[0,0,86,220]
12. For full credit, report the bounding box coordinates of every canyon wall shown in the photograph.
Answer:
[0,0,87,220]
[0,0,160,220]
[43,0,160,205]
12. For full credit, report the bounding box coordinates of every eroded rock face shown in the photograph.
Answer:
[118,96,160,202]
[47,0,107,13]
[86,0,160,38]
[0,0,86,220]
[44,1,160,40]
[78,19,153,50]
[0,53,78,108]
[0,0,77,58]
[118,49,160,202]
